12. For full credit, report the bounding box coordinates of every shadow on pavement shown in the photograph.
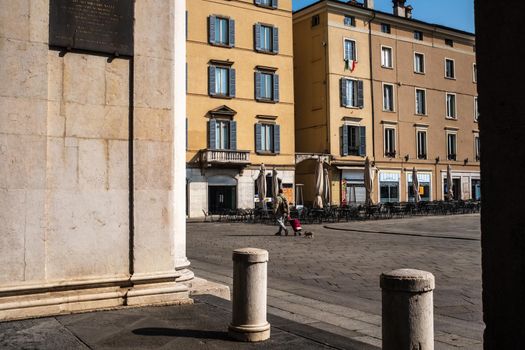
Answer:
[132,327,230,340]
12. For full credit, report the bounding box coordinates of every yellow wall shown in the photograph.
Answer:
[187,0,295,167]
[294,1,479,204]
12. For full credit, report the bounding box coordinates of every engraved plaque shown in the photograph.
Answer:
[49,0,134,56]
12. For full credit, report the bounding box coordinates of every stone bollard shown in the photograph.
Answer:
[380,269,435,350]
[228,248,270,342]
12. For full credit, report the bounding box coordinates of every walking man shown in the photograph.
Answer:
[274,189,289,236]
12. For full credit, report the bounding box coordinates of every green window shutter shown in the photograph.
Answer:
[255,124,262,152]
[358,126,366,156]
[229,19,235,47]
[357,80,364,108]
[272,27,279,53]
[208,66,216,96]
[341,126,349,156]
[209,16,216,44]
[255,72,261,100]
[273,124,281,154]
[229,121,237,150]
[255,24,261,51]
[209,119,217,150]
[273,74,279,102]
[340,79,348,107]
[229,68,236,97]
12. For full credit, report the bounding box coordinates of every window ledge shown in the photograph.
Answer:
[343,105,362,109]
[444,76,456,80]
[210,43,234,49]
[381,66,394,70]
[383,109,396,113]
[210,94,234,100]
[414,71,426,75]
[256,98,278,104]
[445,116,458,120]
[255,49,278,55]
[256,151,278,156]
[415,113,428,117]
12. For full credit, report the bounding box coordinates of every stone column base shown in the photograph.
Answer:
[0,271,193,321]
[228,323,271,342]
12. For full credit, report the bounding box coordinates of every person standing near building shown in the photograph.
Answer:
[274,189,290,236]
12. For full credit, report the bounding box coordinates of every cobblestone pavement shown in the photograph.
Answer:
[188,214,483,349]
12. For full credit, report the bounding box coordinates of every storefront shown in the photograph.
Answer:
[379,171,400,203]
[187,167,294,217]
[341,168,366,206]
[441,170,481,200]
[407,172,432,202]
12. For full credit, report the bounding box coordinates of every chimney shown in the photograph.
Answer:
[405,5,413,19]
[393,0,406,17]
[364,0,374,9]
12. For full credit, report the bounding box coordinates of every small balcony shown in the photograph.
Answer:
[200,149,251,167]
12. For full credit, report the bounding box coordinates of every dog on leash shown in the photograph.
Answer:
[304,231,314,239]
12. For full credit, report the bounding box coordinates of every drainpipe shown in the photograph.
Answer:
[367,11,377,161]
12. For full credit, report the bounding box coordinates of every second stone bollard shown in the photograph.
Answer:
[228,248,270,342]
[380,269,435,350]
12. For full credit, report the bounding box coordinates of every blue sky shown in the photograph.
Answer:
[292,0,475,33]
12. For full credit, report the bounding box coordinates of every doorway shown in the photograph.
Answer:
[209,186,236,214]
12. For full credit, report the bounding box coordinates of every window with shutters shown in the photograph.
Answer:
[474,97,479,122]
[208,16,235,47]
[417,130,427,159]
[474,135,480,161]
[446,93,456,118]
[383,83,394,112]
[415,89,426,115]
[447,132,457,160]
[215,120,230,150]
[341,125,366,157]
[255,0,278,9]
[381,46,393,68]
[255,70,279,102]
[215,67,229,95]
[208,64,236,98]
[340,78,363,108]
[344,15,355,27]
[384,127,396,158]
[311,14,320,27]
[255,24,278,54]
[255,123,280,154]
[343,39,357,62]
[414,52,425,74]
[445,58,455,79]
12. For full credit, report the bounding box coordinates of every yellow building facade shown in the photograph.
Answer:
[293,0,479,205]
[186,0,295,217]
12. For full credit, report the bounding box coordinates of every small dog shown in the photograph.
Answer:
[304,231,314,239]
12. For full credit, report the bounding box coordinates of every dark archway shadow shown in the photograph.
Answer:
[132,328,230,341]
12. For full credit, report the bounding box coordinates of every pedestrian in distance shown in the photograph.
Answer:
[274,189,290,236]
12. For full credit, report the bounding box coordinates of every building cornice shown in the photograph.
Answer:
[293,0,475,44]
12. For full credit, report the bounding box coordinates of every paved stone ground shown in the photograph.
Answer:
[188,214,483,349]
[0,295,377,350]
